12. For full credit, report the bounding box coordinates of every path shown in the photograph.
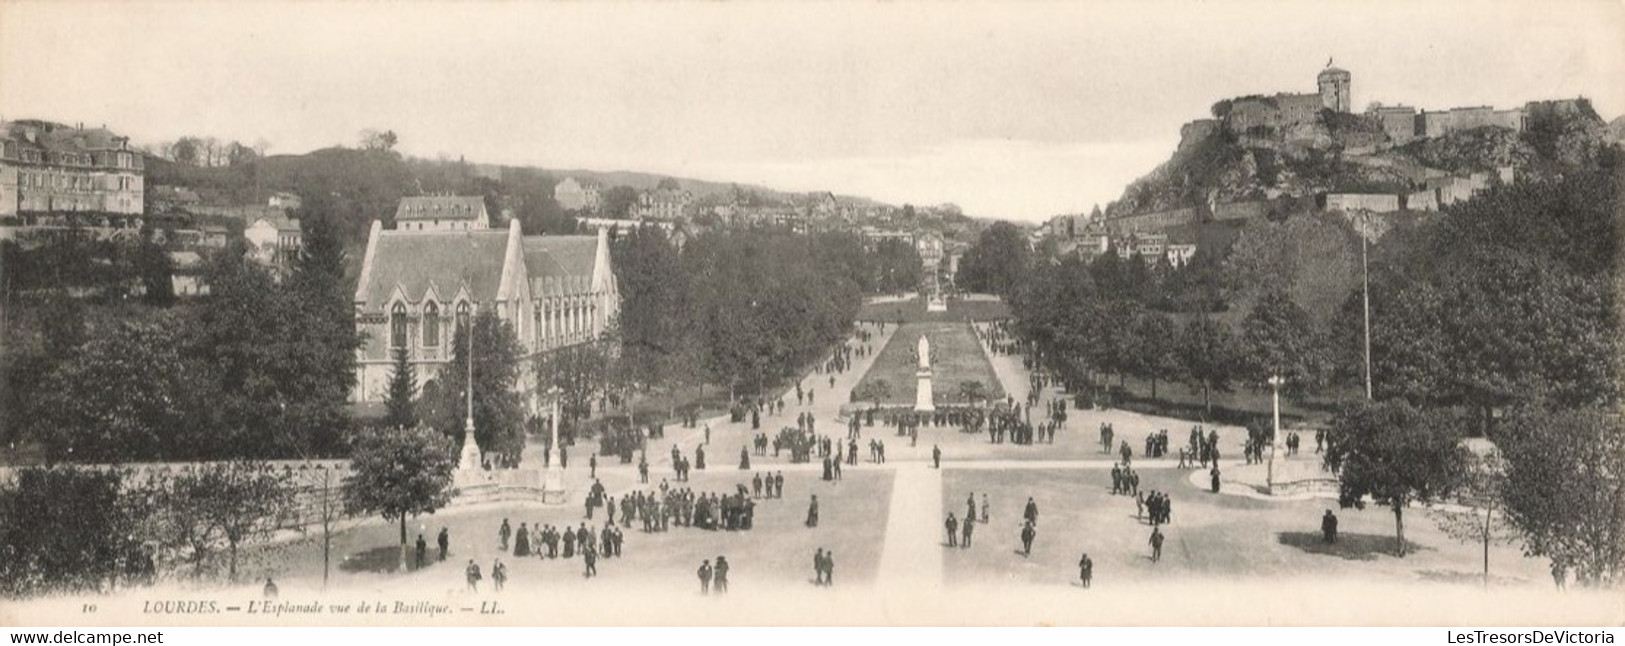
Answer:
[876,463,943,591]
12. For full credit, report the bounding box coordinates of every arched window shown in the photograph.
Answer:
[456,301,472,336]
[390,302,407,349]
[422,302,440,347]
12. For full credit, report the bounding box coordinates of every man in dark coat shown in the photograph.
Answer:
[713,556,730,594]
[945,513,959,547]
[415,534,427,569]
[932,445,942,469]
[1210,466,1222,494]
[1322,509,1339,543]
[697,559,712,595]
[1020,521,1036,556]
[806,495,820,528]
[1149,527,1164,563]
[1078,553,1093,588]
[1023,497,1039,526]
[437,527,449,561]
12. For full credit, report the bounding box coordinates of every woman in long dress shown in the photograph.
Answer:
[514,523,531,557]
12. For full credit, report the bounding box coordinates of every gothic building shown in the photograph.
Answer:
[350,215,619,405]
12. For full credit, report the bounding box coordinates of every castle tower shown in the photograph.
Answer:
[1318,63,1351,113]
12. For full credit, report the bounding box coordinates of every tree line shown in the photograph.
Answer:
[991,168,1622,586]
[4,197,359,462]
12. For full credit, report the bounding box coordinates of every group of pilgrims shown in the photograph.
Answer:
[499,518,623,564]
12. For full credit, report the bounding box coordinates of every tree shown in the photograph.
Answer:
[1498,406,1624,587]
[343,426,456,572]
[0,467,148,597]
[1323,399,1469,557]
[1176,316,1238,417]
[854,378,893,406]
[170,137,202,165]
[534,337,609,437]
[600,186,641,219]
[297,462,347,591]
[957,222,1030,297]
[656,177,681,191]
[190,462,295,583]
[134,238,175,307]
[1128,311,1179,399]
[1428,448,1518,588]
[958,380,988,406]
[1238,289,1327,399]
[359,129,399,152]
[425,311,526,465]
[384,347,417,429]
[32,315,220,462]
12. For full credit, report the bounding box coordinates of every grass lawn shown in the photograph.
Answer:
[1098,376,1354,428]
[857,296,1010,323]
[853,322,1004,407]
[940,467,1548,589]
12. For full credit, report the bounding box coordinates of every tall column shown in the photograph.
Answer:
[1266,375,1283,494]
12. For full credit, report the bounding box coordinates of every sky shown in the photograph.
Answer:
[2,1,1622,222]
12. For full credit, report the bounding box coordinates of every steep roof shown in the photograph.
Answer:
[249,210,301,232]
[357,229,509,311]
[395,196,487,222]
[521,235,598,294]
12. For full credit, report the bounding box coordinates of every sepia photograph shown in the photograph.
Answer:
[0,0,1622,632]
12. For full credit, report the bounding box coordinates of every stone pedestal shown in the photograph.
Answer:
[542,458,566,504]
[541,401,567,505]
[915,369,935,412]
[456,422,481,471]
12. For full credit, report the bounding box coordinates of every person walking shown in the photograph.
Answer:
[961,513,974,548]
[1210,466,1221,494]
[465,559,482,592]
[499,518,511,551]
[1321,510,1339,544]
[697,559,713,595]
[945,513,959,547]
[806,495,820,528]
[1078,553,1093,588]
[1020,521,1036,556]
[932,445,941,469]
[415,534,427,569]
[713,556,730,594]
[1149,527,1164,563]
[437,527,450,562]
[492,559,507,592]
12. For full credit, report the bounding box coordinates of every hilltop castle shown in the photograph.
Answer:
[1196,63,1535,145]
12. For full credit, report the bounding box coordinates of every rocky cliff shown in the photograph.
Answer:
[1106,98,1618,218]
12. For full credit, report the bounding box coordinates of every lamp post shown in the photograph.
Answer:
[456,317,482,471]
[1266,374,1284,494]
[542,386,566,504]
[1361,212,1373,400]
